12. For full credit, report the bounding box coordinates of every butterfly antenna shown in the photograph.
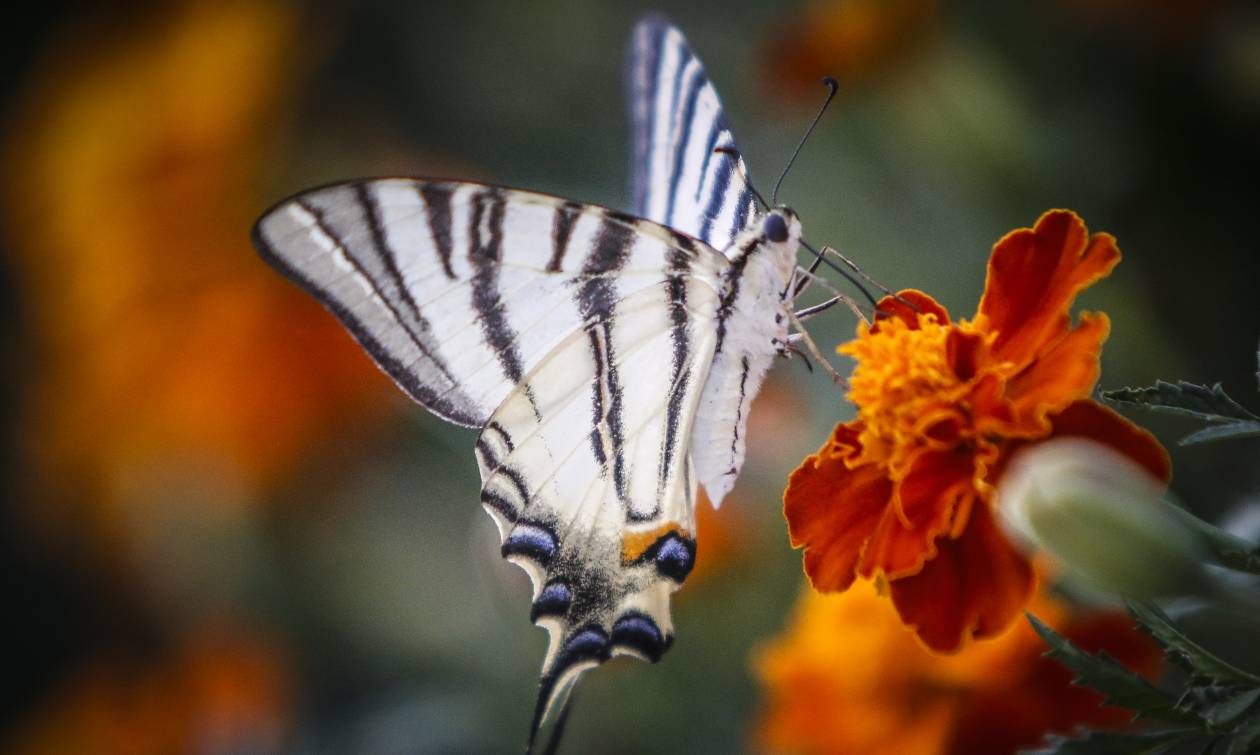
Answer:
[772,76,839,206]
[713,146,770,209]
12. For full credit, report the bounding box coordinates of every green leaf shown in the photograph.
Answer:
[1127,602,1260,687]
[1027,613,1189,722]
[1103,381,1259,423]
[1203,687,1260,731]
[1028,728,1201,754]
[1158,501,1260,574]
[1180,421,1260,446]
[1226,711,1260,755]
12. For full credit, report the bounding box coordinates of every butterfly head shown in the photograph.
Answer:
[761,207,803,280]
[762,207,800,244]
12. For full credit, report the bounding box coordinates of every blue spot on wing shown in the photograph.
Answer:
[502,524,558,565]
[560,627,610,666]
[611,613,670,662]
[652,534,696,583]
[530,581,573,622]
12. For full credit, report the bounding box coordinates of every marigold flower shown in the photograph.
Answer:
[9,628,290,755]
[764,0,939,100]
[754,582,1161,755]
[784,210,1171,651]
[3,1,390,544]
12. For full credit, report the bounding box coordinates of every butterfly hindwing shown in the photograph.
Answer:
[478,278,721,728]
[253,177,729,732]
[628,14,757,255]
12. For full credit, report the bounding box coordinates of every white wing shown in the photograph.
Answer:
[627,14,758,255]
[478,279,720,733]
[252,178,727,737]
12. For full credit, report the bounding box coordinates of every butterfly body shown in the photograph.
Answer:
[252,15,807,742]
[691,210,801,507]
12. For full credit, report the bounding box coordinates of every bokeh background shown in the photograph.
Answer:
[3,1,1259,753]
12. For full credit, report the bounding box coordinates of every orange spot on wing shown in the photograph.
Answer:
[621,524,691,564]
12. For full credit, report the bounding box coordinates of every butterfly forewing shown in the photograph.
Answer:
[628,15,757,255]
[254,179,725,424]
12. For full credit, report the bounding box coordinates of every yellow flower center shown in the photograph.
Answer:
[840,314,970,463]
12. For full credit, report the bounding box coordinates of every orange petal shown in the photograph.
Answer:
[977,210,1120,368]
[830,422,867,467]
[1048,400,1172,483]
[873,289,950,332]
[859,447,976,579]
[1006,312,1110,424]
[970,372,1021,437]
[785,434,892,592]
[946,327,988,382]
[889,507,1036,652]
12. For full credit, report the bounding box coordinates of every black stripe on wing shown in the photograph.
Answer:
[547,201,583,272]
[252,194,481,425]
[576,216,638,505]
[656,232,699,512]
[418,184,457,280]
[467,187,543,419]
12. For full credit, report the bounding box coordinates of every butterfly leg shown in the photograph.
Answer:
[786,309,849,388]
[818,244,898,299]
[790,253,824,298]
[816,244,922,313]
[796,294,862,322]
[792,267,870,326]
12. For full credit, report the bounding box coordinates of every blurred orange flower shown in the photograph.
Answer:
[784,210,1170,651]
[3,1,390,552]
[10,628,290,755]
[764,0,938,100]
[754,581,1160,755]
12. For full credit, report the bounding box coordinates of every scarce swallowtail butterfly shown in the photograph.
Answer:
[253,14,846,748]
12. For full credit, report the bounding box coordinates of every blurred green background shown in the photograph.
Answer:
[2,1,1258,752]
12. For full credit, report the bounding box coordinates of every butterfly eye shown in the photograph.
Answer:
[763,213,789,243]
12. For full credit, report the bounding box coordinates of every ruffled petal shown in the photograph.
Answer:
[830,422,866,467]
[889,507,1036,652]
[1006,312,1110,424]
[969,372,1022,437]
[1048,400,1172,483]
[859,447,976,579]
[946,327,988,382]
[977,210,1120,368]
[873,289,950,332]
[785,428,893,592]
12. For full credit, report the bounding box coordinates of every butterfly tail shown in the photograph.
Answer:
[526,675,580,755]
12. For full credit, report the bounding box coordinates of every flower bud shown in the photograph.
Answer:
[997,438,1207,600]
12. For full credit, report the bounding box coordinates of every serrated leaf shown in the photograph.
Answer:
[1103,381,1258,423]
[1027,613,1189,722]
[1203,687,1260,730]
[1026,728,1200,754]
[1180,421,1260,446]
[1159,500,1260,574]
[1128,602,1260,686]
[1226,711,1260,755]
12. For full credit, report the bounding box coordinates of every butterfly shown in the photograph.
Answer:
[252,13,847,747]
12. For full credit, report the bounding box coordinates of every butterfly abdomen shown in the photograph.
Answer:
[689,219,798,507]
